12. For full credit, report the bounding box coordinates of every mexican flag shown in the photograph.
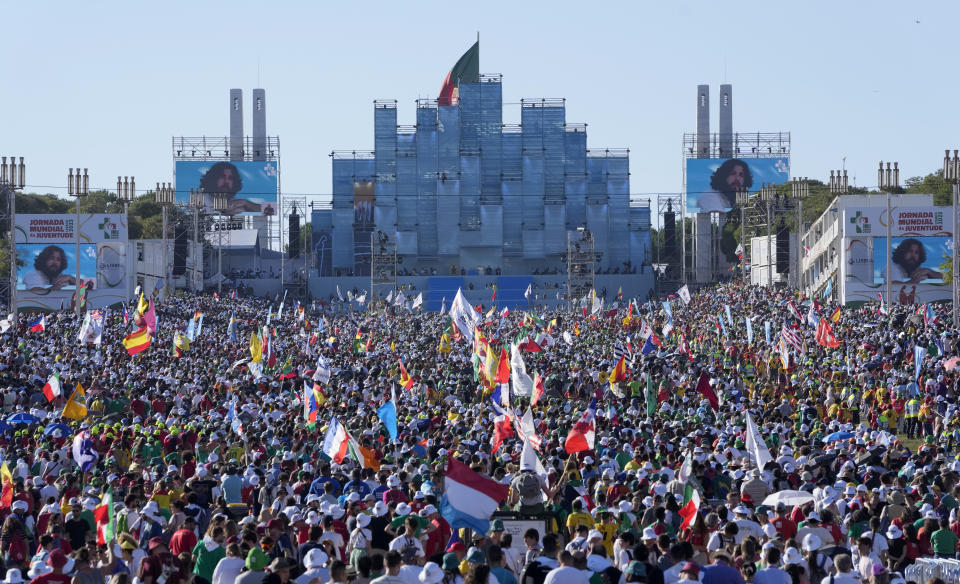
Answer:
[678,483,701,530]
[94,488,115,544]
[438,42,480,106]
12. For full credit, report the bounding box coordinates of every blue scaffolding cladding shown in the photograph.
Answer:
[330,73,650,280]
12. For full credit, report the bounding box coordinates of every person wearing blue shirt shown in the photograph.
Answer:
[343,469,372,498]
[221,467,244,506]
[308,464,342,496]
[753,549,791,584]
[701,552,745,584]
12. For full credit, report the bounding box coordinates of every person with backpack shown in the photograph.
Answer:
[510,469,547,517]
[388,517,425,567]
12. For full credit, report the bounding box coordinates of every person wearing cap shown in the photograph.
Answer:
[138,536,188,584]
[236,547,272,584]
[388,517,425,567]
[348,513,373,570]
[794,513,834,549]
[30,548,74,584]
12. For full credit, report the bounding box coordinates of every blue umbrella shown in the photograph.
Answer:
[824,431,855,443]
[7,413,38,425]
[0,421,11,435]
[44,422,72,438]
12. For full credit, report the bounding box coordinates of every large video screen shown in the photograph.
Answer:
[873,237,950,285]
[175,160,278,215]
[686,157,789,214]
[17,243,98,291]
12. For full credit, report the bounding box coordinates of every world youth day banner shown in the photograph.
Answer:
[685,157,789,214]
[842,206,953,305]
[175,160,278,215]
[14,214,129,310]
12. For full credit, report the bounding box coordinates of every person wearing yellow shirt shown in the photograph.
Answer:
[565,499,594,539]
[594,509,618,557]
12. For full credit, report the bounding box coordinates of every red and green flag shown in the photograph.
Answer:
[678,483,701,530]
[438,42,480,106]
[94,488,116,544]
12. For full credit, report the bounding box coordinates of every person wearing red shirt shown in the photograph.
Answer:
[168,516,198,556]
[771,505,797,540]
[31,548,75,584]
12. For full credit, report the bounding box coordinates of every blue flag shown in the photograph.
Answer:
[377,386,398,441]
[822,279,832,299]
[746,317,754,345]
[914,344,925,381]
[764,321,771,345]
[641,335,657,355]
[724,304,733,327]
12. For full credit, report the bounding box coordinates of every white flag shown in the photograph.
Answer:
[591,295,603,316]
[356,293,367,304]
[746,316,754,345]
[562,331,574,345]
[385,290,394,303]
[510,344,534,397]
[520,437,549,485]
[313,354,331,384]
[677,285,691,305]
[450,288,481,344]
[412,293,423,310]
[336,285,344,302]
[744,411,774,470]
[524,284,532,300]
[0,314,12,333]
[394,292,405,307]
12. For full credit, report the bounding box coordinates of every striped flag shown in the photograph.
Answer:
[322,416,349,463]
[781,325,803,353]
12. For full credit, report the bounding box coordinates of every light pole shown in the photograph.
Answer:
[67,168,89,314]
[943,150,960,328]
[155,182,175,299]
[189,188,203,292]
[213,192,228,295]
[0,157,25,335]
[791,178,809,291]
[878,161,899,309]
[116,176,135,302]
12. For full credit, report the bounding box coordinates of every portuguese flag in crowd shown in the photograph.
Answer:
[678,483,701,530]
[438,42,480,106]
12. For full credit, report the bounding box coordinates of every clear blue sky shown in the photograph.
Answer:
[4,0,958,203]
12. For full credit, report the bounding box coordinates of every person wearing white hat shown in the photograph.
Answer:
[348,513,373,570]
[0,569,23,584]
[418,561,445,584]
[296,548,330,584]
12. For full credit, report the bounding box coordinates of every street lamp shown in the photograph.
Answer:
[943,150,960,328]
[212,192,229,295]
[155,182,175,299]
[67,168,89,314]
[0,157,25,335]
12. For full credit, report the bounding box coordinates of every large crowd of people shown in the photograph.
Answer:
[0,282,958,584]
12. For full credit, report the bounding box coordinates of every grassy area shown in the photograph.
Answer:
[898,436,923,452]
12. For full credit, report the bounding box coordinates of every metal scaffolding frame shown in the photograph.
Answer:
[567,228,595,311]
[370,230,397,305]
[653,194,682,298]
[281,196,308,300]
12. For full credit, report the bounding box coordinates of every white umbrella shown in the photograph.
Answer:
[762,490,815,507]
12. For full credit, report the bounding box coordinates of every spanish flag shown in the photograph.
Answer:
[609,356,627,385]
[399,359,414,390]
[62,383,88,420]
[829,306,842,323]
[122,327,151,356]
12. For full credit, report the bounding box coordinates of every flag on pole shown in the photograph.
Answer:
[815,319,841,348]
[0,463,12,509]
[439,457,510,536]
[42,372,62,402]
[122,327,151,356]
[829,306,842,323]
[695,370,719,411]
[524,284,532,300]
[877,293,889,316]
[450,288,480,344]
[412,293,423,310]
[531,373,545,407]
[678,483,701,530]
[322,417,350,463]
[746,316,754,345]
[62,383,88,420]
[72,428,99,470]
[744,411,773,470]
[378,385,398,440]
[564,398,597,453]
[914,344,925,381]
[677,285,691,305]
[94,488,116,544]
[28,314,45,333]
[398,360,415,390]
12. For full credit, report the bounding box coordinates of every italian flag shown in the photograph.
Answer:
[42,372,62,402]
[94,488,115,544]
[678,483,701,530]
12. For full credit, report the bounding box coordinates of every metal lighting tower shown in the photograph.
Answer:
[790,178,810,290]
[370,230,397,307]
[212,193,229,295]
[943,150,960,328]
[878,161,900,309]
[67,168,90,313]
[155,183,176,299]
[0,157,25,334]
[567,228,595,311]
[281,196,307,300]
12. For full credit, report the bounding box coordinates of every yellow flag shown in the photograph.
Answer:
[62,383,88,420]
[438,333,451,354]
[136,292,148,315]
[484,345,498,381]
[250,330,262,363]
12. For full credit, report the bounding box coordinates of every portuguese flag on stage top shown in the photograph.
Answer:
[678,483,701,530]
[438,42,480,106]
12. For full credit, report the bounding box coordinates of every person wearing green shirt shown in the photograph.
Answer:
[386,505,431,537]
[193,526,227,584]
[931,518,959,558]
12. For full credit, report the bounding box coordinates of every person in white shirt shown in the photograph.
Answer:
[544,551,590,584]
[212,542,248,584]
[819,554,861,584]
